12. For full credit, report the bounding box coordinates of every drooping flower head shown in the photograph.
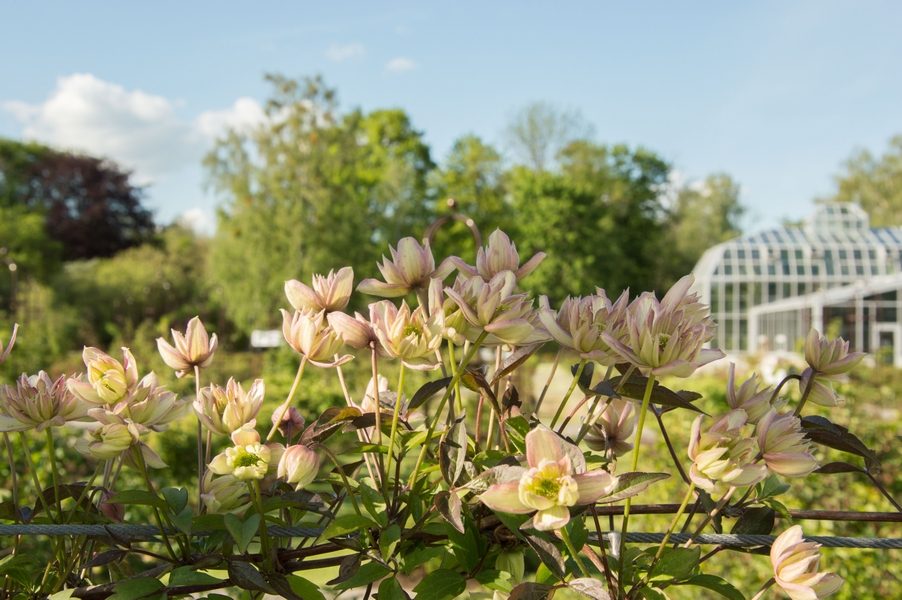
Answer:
[0,371,86,432]
[201,473,252,515]
[156,316,218,377]
[479,425,617,531]
[584,398,636,458]
[603,275,724,378]
[278,444,321,490]
[271,405,305,442]
[358,237,455,298]
[75,421,139,460]
[538,289,629,364]
[688,409,768,493]
[369,300,442,370]
[281,309,352,368]
[770,525,843,600]
[450,229,546,282]
[756,409,818,478]
[96,373,189,434]
[285,267,354,314]
[804,329,864,377]
[68,347,139,405]
[726,364,774,424]
[195,378,265,436]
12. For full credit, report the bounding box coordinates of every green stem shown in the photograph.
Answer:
[135,447,179,560]
[560,526,591,578]
[750,577,775,600]
[266,357,308,442]
[44,429,62,518]
[194,365,204,503]
[250,481,273,571]
[408,332,488,489]
[617,373,656,599]
[18,432,54,522]
[793,371,815,417]
[384,363,406,489]
[653,484,695,562]
[550,359,587,429]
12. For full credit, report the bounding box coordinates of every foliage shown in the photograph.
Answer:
[0,137,154,261]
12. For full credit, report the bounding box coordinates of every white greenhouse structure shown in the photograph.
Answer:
[691,204,902,366]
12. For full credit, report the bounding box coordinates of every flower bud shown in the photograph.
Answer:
[76,422,137,460]
[157,316,218,377]
[285,267,354,313]
[98,490,125,522]
[771,525,843,600]
[271,405,305,441]
[201,473,252,514]
[278,444,320,490]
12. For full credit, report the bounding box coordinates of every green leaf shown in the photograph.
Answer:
[680,574,746,600]
[358,482,389,526]
[288,575,327,600]
[379,523,402,559]
[801,415,880,470]
[228,560,276,594]
[378,576,412,600]
[171,506,194,535]
[649,546,700,582]
[816,461,866,475]
[611,374,705,413]
[757,474,790,499]
[334,561,392,590]
[108,577,165,600]
[568,516,589,551]
[168,566,224,587]
[474,569,513,593]
[523,533,566,580]
[412,569,467,600]
[492,344,542,384]
[161,487,189,514]
[433,491,465,534]
[322,513,377,539]
[224,512,260,553]
[731,507,775,535]
[108,489,165,508]
[596,472,670,504]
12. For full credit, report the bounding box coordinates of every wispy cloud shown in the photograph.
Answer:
[385,57,416,73]
[326,42,365,62]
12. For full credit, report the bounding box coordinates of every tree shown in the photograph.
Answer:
[509,141,671,301]
[659,173,745,284]
[820,134,902,226]
[0,138,155,260]
[503,102,594,171]
[205,75,434,333]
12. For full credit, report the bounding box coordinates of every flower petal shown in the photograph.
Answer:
[479,482,533,514]
[574,470,617,504]
[531,505,571,531]
[525,425,565,468]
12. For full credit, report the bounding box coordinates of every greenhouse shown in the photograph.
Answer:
[692,203,902,364]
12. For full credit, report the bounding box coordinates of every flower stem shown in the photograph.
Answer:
[652,483,695,562]
[194,365,204,502]
[384,363,406,491]
[793,371,815,417]
[750,577,775,600]
[550,359,587,429]
[18,432,54,522]
[560,526,591,578]
[617,373,656,598]
[44,429,61,519]
[250,481,273,571]
[533,349,561,416]
[266,357,308,442]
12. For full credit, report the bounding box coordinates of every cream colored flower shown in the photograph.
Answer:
[76,422,139,460]
[603,275,724,378]
[478,425,617,531]
[209,427,272,481]
[444,272,545,346]
[68,347,139,405]
[804,329,864,377]
[281,309,352,367]
[688,410,768,493]
[201,473,252,515]
[756,410,818,478]
[538,290,628,364]
[584,398,636,458]
[285,267,354,314]
[771,525,843,600]
[0,371,86,432]
[327,311,379,350]
[450,229,545,282]
[195,378,265,436]
[726,364,774,424]
[156,316,218,377]
[278,444,320,490]
[107,374,189,433]
[369,300,442,370]
[358,237,455,298]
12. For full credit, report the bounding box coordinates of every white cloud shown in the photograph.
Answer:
[326,42,365,62]
[176,207,216,236]
[385,57,416,73]
[3,73,264,185]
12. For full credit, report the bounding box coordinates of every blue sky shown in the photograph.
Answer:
[2,1,901,233]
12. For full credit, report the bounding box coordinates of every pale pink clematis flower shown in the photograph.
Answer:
[450,229,546,282]
[369,300,442,370]
[478,425,617,531]
[285,267,354,314]
[68,347,140,405]
[804,329,864,377]
[756,409,818,478]
[209,427,273,481]
[603,275,724,378]
[327,311,380,351]
[0,371,87,432]
[726,364,775,424]
[584,398,637,458]
[770,525,843,600]
[195,378,266,436]
[688,409,768,493]
[281,309,352,368]
[538,290,629,364]
[156,316,218,377]
[358,237,455,298]
[278,444,321,490]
